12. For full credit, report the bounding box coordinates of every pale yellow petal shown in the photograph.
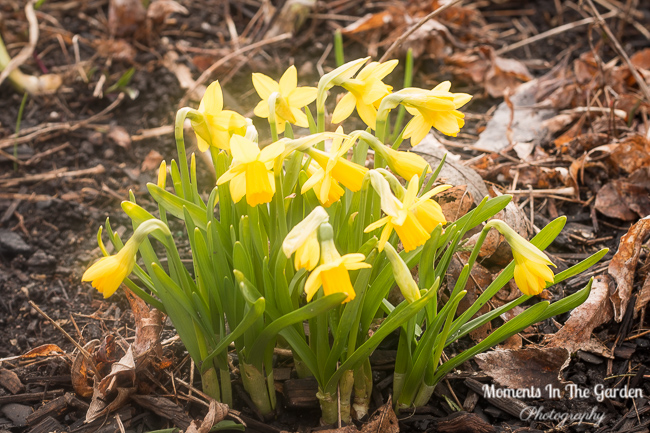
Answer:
[279,65,297,95]
[254,100,270,118]
[230,172,247,203]
[202,81,224,113]
[331,92,357,124]
[230,135,260,163]
[287,87,317,108]
[305,267,323,301]
[364,216,389,233]
[252,73,279,100]
[356,100,378,129]
[259,140,285,163]
[290,107,309,128]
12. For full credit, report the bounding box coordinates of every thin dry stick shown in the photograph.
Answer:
[179,33,292,107]
[28,301,93,362]
[585,0,650,103]
[496,11,617,55]
[379,0,463,63]
[0,93,125,149]
[0,1,37,85]
[0,164,105,188]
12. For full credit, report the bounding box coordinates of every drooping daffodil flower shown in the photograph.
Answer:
[216,135,284,207]
[365,173,450,252]
[485,219,556,295]
[283,206,330,271]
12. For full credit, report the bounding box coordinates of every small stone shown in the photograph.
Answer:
[1,403,32,426]
[103,148,115,159]
[80,141,94,155]
[26,250,57,271]
[0,230,32,257]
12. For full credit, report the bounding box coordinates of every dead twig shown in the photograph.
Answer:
[0,164,105,188]
[179,33,292,107]
[0,1,38,86]
[379,0,463,63]
[496,11,617,55]
[584,0,650,103]
[0,93,125,150]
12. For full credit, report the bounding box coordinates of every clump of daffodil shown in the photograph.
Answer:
[485,220,556,295]
[82,219,170,298]
[305,223,371,303]
[283,207,329,271]
[331,60,399,130]
[383,243,421,304]
[306,129,368,194]
[216,134,284,207]
[253,65,317,133]
[192,81,247,152]
[365,173,450,252]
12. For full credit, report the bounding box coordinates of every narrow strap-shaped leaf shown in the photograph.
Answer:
[148,183,208,230]
[200,298,265,373]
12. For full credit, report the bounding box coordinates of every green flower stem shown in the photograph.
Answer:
[352,359,372,420]
[220,366,232,406]
[317,390,339,425]
[334,30,344,67]
[268,92,280,142]
[240,361,275,417]
[391,48,413,142]
[339,370,354,423]
[175,107,200,201]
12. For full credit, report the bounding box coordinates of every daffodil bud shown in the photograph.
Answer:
[485,219,556,296]
[157,160,167,189]
[188,110,213,148]
[283,207,329,271]
[384,243,420,303]
[383,147,432,180]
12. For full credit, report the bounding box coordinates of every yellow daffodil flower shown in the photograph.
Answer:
[302,160,345,207]
[283,207,329,271]
[216,135,284,207]
[305,223,371,303]
[306,129,368,194]
[193,81,247,152]
[402,82,472,145]
[331,60,399,129]
[380,146,432,180]
[384,243,421,303]
[365,174,451,252]
[253,65,317,133]
[82,219,170,298]
[485,220,556,295]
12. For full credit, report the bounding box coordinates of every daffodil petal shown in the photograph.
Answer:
[279,65,297,95]
[229,172,247,203]
[287,86,317,108]
[202,81,224,113]
[252,72,279,100]
[230,135,260,163]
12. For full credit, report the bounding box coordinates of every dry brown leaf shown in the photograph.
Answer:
[107,125,132,150]
[0,368,24,394]
[342,10,395,34]
[609,135,650,174]
[360,398,399,433]
[131,395,192,429]
[108,0,146,37]
[141,150,164,172]
[631,48,650,70]
[186,400,230,433]
[609,215,650,321]
[476,347,571,398]
[124,288,163,359]
[635,273,650,318]
[86,384,136,423]
[71,340,100,398]
[438,185,472,222]
[595,179,650,221]
[545,275,613,353]
[94,39,136,63]
[147,0,188,25]
[19,343,64,358]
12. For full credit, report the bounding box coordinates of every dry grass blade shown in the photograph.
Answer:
[0,1,37,86]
